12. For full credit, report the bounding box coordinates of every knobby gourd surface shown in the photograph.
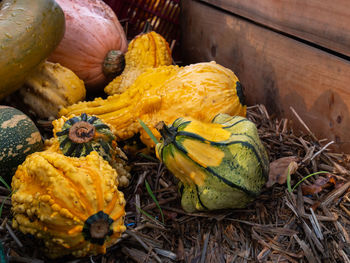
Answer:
[104,31,173,95]
[11,151,126,258]
[60,62,247,147]
[10,61,86,119]
[46,113,131,187]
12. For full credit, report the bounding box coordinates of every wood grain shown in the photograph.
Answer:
[198,0,350,57]
[181,0,350,152]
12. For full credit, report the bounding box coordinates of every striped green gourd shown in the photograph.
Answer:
[50,113,131,188]
[54,113,116,161]
[155,113,269,212]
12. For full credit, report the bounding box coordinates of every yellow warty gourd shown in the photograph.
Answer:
[10,61,86,119]
[11,151,126,258]
[104,31,172,95]
[60,61,247,147]
[45,113,131,187]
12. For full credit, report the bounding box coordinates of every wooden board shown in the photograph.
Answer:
[181,0,350,152]
[198,0,350,57]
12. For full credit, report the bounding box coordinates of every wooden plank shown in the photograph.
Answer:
[181,0,350,152]
[198,0,350,57]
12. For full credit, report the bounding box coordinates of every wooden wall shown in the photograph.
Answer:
[198,0,350,56]
[181,0,350,153]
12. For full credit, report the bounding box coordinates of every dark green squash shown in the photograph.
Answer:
[0,0,65,99]
[155,113,269,212]
[0,106,43,182]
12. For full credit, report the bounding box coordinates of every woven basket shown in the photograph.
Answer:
[104,0,180,44]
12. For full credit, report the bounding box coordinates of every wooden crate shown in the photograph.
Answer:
[181,0,350,153]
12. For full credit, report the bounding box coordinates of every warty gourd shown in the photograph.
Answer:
[46,113,131,187]
[11,151,126,258]
[60,62,247,148]
[104,31,173,95]
[8,61,86,119]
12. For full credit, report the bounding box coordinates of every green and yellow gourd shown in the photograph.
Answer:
[155,113,269,212]
[46,113,131,187]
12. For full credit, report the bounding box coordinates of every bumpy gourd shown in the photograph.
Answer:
[9,61,86,119]
[46,113,131,187]
[60,62,247,147]
[11,151,126,258]
[155,113,269,212]
[104,31,172,95]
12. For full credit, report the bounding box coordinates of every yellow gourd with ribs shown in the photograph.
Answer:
[45,113,131,187]
[11,151,126,258]
[105,30,173,95]
[8,61,86,119]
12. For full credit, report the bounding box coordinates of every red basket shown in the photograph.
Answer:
[104,0,180,44]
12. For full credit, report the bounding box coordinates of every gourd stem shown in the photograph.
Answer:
[142,21,153,33]
[83,211,114,245]
[90,219,110,239]
[156,121,177,145]
[68,121,96,143]
[103,50,125,80]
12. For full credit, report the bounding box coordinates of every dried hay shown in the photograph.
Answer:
[1,104,349,263]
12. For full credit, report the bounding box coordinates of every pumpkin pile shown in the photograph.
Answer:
[0,0,269,259]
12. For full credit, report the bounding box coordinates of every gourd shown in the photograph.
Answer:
[0,0,65,99]
[8,61,86,120]
[155,113,269,212]
[60,62,247,148]
[104,31,173,95]
[0,106,43,182]
[46,113,131,187]
[49,0,128,90]
[11,151,126,258]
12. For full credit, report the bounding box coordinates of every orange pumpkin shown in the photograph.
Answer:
[49,0,128,91]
